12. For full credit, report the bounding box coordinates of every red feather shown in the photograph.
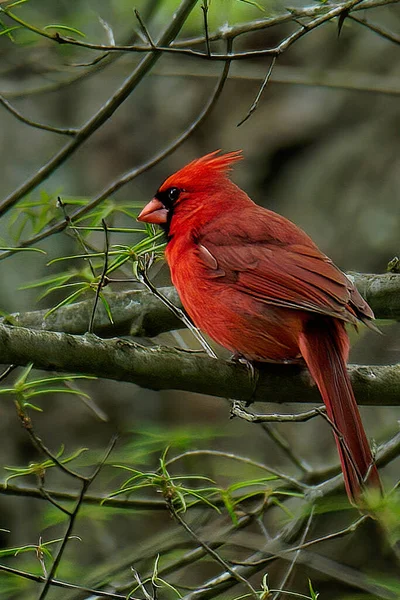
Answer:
[138,151,381,504]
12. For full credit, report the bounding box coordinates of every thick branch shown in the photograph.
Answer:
[350,272,400,320]
[0,323,399,405]
[6,273,400,338]
[6,287,181,336]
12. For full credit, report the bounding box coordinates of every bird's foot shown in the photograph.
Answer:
[231,353,259,405]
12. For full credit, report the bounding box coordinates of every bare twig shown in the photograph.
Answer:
[57,197,97,279]
[0,364,16,382]
[271,506,314,600]
[232,514,368,567]
[1,0,394,61]
[136,263,218,359]
[259,424,313,474]
[134,9,156,48]
[0,95,77,136]
[15,405,87,481]
[38,435,118,600]
[349,14,400,44]
[0,38,232,258]
[237,56,276,126]
[0,481,168,510]
[37,483,73,517]
[0,563,129,599]
[201,1,211,57]
[168,500,260,600]
[0,0,199,219]
[231,400,324,423]
[88,219,110,333]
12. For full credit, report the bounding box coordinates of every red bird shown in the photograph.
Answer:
[138,150,381,503]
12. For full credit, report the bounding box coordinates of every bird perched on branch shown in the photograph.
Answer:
[138,150,381,504]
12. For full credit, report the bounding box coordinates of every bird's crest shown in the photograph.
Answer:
[159,150,243,191]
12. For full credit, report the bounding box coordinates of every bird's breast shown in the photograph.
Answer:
[165,238,302,362]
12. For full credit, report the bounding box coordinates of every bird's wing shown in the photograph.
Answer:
[198,228,373,326]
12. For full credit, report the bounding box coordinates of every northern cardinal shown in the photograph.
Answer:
[138,150,381,503]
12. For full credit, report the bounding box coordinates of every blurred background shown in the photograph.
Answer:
[0,0,399,598]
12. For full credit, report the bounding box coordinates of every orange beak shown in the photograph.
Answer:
[137,198,168,225]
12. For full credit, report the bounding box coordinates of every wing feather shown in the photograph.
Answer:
[197,217,373,326]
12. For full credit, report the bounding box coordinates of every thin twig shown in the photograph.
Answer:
[316,407,366,490]
[0,563,129,599]
[134,9,156,48]
[231,400,324,423]
[0,0,199,220]
[37,482,73,516]
[57,197,97,279]
[170,0,400,49]
[0,95,77,136]
[260,424,312,474]
[232,514,368,567]
[38,435,118,600]
[0,37,232,259]
[0,481,168,510]
[271,505,314,600]
[168,501,259,600]
[201,1,211,56]
[0,364,16,382]
[88,219,110,333]
[1,0,389,61]
[136,263,218,359]
[15,405,87,481]
[237,56,276,126]
[38,483,88,600]
[349,13,400,44]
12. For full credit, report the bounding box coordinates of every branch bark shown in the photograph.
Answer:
[5,273,400,338]
[1,323,399,405]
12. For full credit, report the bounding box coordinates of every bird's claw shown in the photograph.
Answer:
[231,353,259,405]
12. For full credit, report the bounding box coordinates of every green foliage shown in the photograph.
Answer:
[127,555,183,600]
[235,573,320,599]
[110,448,221,513]
[108,444,304,524]
[3,445,88,486]
[42,24,86,37]
[0,363,96,412]
[6,193,165,321]
[0,535,80,559]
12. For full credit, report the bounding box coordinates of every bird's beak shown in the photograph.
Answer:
[137,198,168,224]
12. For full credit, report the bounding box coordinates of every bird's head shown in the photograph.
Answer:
[137,150,243,233]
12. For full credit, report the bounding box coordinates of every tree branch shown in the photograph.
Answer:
[1,323,400,405]
[5,273,400,338]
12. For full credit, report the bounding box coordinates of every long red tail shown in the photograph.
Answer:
[298,317,381,503]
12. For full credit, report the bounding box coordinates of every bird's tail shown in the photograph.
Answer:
[298,317,381,504]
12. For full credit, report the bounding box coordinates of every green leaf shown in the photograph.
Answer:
[99,293,114,324]
[43,24,86,37]
[14,363,34,388]
[19,273,76,291]
[0,25,21,38]
[308,579,319,600]
[0,246,46,253]
[44,287,88,319]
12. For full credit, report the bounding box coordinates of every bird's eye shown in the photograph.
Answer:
[167,187,181,202]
